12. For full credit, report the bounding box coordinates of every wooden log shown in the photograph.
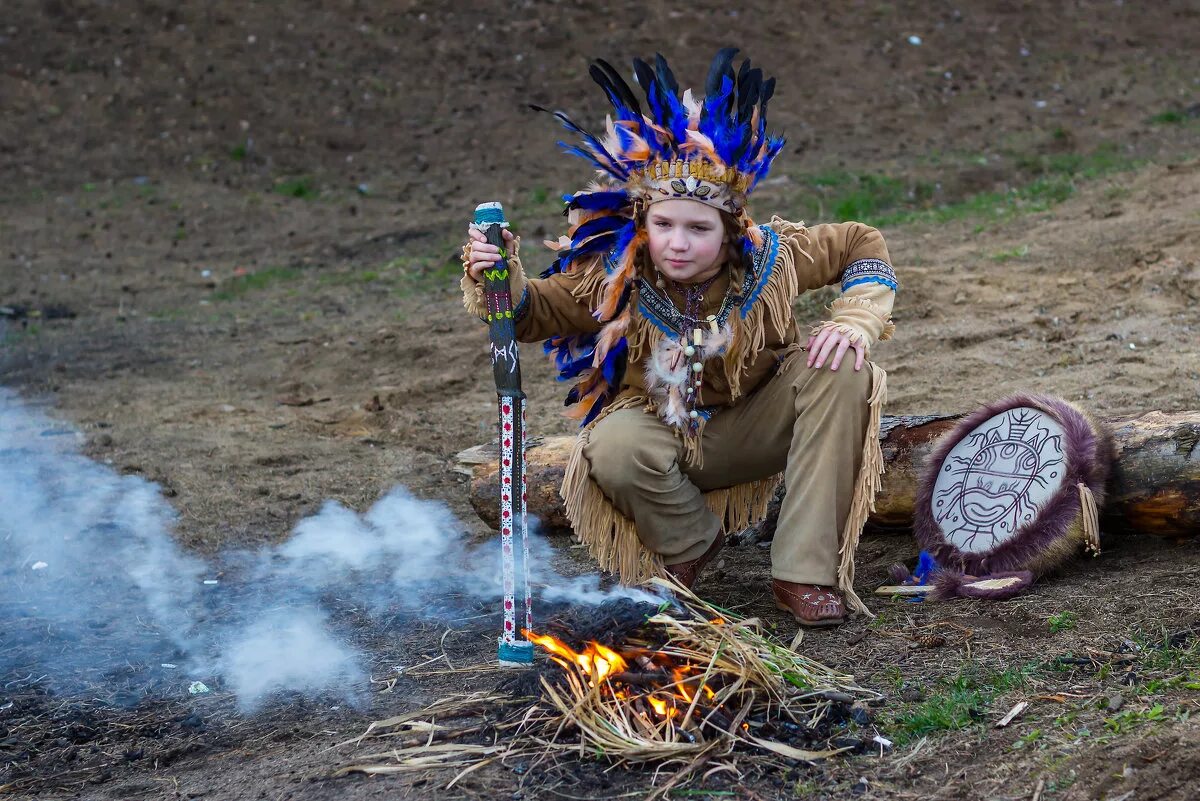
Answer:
[456,411,1200,538]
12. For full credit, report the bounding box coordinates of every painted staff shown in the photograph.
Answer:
[474,202,534,667]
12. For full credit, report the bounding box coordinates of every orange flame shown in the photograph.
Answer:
[647,696,678,718]
[526,630,720,722]
[525,630,628,682]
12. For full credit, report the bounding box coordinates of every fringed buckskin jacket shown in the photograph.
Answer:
[464,218,897,607]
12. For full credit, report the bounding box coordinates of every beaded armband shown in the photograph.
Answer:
[840,258,898,292]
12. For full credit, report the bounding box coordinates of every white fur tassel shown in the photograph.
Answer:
[643,325,733,432]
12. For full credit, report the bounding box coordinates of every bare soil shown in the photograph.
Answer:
[2,1,1199,798]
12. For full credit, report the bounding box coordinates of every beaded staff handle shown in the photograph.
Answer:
[474,202,534,667]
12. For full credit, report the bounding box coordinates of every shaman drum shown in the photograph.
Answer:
[913,394,1112,590]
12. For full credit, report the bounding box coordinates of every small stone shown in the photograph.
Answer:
[1105,692,1124,711]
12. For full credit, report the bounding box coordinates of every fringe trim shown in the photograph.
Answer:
[560,406,782,586]
[837,362,889,617]
[830,294,892,326]
[460,273,487,318]
[1078,482,1101,556]
[724,218,805,400]
[570,254,609,304]
[704,475,782,533]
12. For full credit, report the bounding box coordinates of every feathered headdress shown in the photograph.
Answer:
[537,48,787,427]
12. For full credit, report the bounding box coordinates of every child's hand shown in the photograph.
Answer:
[806,327,865,371]
[464,226,516,282]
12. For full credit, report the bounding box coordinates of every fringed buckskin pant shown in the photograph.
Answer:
[584,353,871,585]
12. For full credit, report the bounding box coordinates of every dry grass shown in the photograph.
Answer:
[337,578,881,788]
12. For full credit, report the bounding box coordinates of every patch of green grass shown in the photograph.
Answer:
[146,308,189,322]
[212,266,302,301]
[273,176,318,200]
[317,267,387,287]
[1104,703,1166,735]
[1,322,41,343]
[1046,769,1079,793]
[792,779,822,795]
[1048,611,1078,633]
[1011,727,1043,750]
[888,665,1032,744]
[864,144,1144,229]
[793,171,936,224]
[390,252,464,299]
[990,244,1030,262]
[230,141,249,161]
[1148,109,1195,125]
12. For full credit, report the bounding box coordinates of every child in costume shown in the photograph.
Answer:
[461,50,897,625]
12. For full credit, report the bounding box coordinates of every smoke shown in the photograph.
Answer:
[0,389,663,712]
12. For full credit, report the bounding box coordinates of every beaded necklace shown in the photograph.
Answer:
[667,271,727,425]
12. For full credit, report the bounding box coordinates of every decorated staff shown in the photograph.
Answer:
[472,202,534,666]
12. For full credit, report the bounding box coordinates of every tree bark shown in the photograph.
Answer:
[457,411,1200,538]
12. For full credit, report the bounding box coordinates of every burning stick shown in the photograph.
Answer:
[475,202,533,667]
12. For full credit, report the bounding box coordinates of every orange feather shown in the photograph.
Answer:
[595,228,645,321]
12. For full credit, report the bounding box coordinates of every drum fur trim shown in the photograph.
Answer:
[913,393,1112,578]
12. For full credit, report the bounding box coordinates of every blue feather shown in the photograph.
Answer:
[562,233,620,265]
[701,75,738,162]
[567,190,631,212]
[653,55,689,148]
[600,222,637,274]
[600,338,628,385]
[540,256,566,278]
[570,214,630,245]
[914,551,939,584]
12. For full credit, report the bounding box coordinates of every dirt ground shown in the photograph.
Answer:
[2,0,1199,798]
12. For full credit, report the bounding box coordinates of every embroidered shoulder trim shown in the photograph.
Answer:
[841,258,898,292]
[740,224,780,318]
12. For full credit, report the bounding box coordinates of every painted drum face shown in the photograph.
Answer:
[931,407,1067,553]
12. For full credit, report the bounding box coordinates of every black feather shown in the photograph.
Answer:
[591,59,643,121]
[654,53,680,99]
[705,47,739,109]
[737,68,762,122]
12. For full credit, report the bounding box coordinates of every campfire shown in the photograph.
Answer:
[339,579,883,786]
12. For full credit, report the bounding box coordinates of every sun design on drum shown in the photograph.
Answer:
[932,408,1066,553]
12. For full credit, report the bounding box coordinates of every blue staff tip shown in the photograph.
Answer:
[497,639,534,666]
[474,201,509,227]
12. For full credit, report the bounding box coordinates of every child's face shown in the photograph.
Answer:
[646,200,728,285]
